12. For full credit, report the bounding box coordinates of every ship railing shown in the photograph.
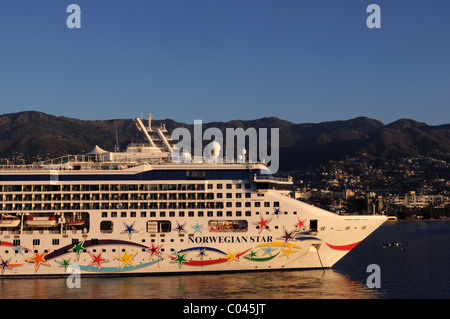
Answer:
[251,174,293,183]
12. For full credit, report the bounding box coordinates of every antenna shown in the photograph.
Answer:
[114,120,119,152]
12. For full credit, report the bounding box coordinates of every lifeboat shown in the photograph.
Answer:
[0,215,20,227]
[26,216,57,227]
[65,217,86,226]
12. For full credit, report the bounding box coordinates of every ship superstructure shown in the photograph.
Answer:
[0,114,386,276]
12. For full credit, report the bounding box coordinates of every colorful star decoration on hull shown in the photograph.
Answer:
[121,222,138,240]
[69,239,87,261]
[25,247,51,273]
[57,258,71,272]
[243,250,280,262]
[225,249,240,265]
[114,248,138,271]
[253,216,273,234]
[278,227,296,246]
[294,217,307,229]
[175,221,186,234]
[0,257,12,275]
[280,247,296,259]
[191,221,204,234]
[88,252,109,271]
[146,243,163,259]
[261,243,277,256]
[168,247,251,267]
[273,207,281,218]
[172,251,188,268]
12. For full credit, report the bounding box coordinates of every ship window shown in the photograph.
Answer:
[187,170,205,180]
[188,211,194,217]
[100,221,114,233]
[208,220,248,232]
[5,185,21,192]
[310,219,318,232]
[52,239,59,245]
[146,220,171,233]
[169,193,177,200]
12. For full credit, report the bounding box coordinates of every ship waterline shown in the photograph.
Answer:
[0,114,386,276]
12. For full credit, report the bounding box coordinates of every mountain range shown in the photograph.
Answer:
[1,111,450,171]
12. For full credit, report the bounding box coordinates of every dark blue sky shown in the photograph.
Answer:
[0,0,449,124]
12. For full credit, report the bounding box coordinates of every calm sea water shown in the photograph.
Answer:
[1,221,449,299]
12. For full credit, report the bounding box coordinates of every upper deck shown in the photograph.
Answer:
[0,114,290,188]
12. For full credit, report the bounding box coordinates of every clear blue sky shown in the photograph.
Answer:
[0,0,449,125]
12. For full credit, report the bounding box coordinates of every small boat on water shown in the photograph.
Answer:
[383,241,402,248]
[0,215,20,227]
[26,216,57,227]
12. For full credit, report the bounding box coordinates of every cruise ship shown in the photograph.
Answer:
[0,114,386,277]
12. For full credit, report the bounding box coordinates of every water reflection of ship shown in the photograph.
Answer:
[93,269,382,299]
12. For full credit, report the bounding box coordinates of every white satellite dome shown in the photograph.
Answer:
[204,141,221,162]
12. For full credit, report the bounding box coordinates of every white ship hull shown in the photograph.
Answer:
[0,177,386,277]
